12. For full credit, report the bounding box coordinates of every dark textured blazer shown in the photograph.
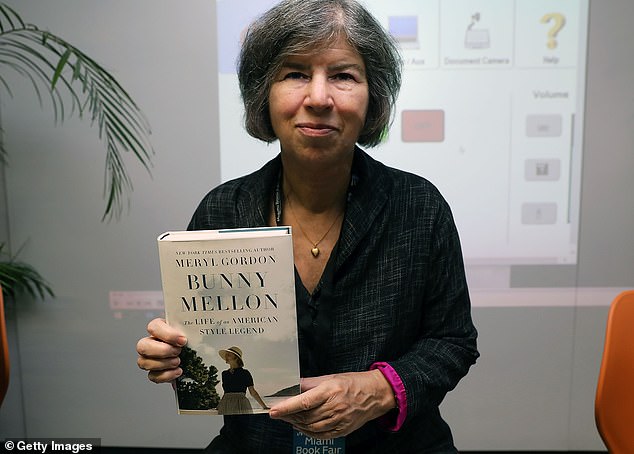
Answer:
[188,148,479,453]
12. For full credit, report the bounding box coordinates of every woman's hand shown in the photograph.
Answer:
[269,370,396,439]
[136,318,187,383]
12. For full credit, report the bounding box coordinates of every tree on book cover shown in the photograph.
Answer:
[176,345,221,411]
[157,227,300,415]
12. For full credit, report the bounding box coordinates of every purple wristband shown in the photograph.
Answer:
[370,361,407,431]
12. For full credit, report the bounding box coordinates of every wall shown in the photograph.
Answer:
[0,0,632,450]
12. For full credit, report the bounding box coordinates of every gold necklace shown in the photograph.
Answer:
[286,196,343,258]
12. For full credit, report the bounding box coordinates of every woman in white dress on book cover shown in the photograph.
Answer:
[216,346,269,415]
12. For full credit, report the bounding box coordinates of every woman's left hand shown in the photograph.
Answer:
[269,370,396,439]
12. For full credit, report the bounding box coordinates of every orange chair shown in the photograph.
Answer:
[595,290,634,453]
[0,287,9,407]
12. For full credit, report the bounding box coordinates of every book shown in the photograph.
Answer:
[157,227,300,415]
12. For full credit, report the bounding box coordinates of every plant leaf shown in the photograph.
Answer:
[0,243,54,300]
[0,3,154,221]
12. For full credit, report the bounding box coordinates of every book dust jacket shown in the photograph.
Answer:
[157,227,300,415]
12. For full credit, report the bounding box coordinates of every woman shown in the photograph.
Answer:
[216,346,269,415]
[136,0,479,452]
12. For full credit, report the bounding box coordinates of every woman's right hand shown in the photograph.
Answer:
[136,318,187,383]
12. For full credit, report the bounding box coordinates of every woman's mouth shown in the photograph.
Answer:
[296,123,337,136]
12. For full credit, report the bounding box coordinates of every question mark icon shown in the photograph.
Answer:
[540,13,566,49]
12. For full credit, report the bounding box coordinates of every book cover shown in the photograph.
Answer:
[157,227,300,415]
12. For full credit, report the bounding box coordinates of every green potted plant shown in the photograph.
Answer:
[0,243,53,300]
[0,2,154,299]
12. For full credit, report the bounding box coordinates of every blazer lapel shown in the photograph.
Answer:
[335,149,391,271]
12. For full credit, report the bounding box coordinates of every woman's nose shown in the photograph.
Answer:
[304,76,333,110]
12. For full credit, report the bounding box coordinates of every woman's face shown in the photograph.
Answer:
[225,352,238,366]
[268,37,369,166]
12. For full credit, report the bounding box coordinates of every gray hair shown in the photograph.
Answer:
[237,0,403,147]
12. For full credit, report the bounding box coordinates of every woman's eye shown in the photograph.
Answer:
[284,72,306,80]
[333,73,355,81]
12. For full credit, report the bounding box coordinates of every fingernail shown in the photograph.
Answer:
[177,336,187,346]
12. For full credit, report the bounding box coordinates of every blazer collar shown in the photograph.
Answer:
[235,156,281,228]
[235,148,391,270]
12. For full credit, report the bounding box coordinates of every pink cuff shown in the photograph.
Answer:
[370,362,407,432]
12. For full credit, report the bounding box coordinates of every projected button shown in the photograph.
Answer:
[389,16,419,49]
[402,110,445,142]
[526,114,562,137]
[521,203,557,224]
[525,159,561,181]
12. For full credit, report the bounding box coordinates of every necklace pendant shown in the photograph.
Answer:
[311,247,320,258]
